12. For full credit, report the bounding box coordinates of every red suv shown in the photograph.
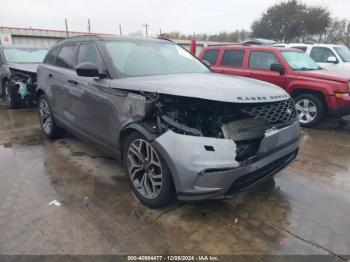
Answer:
[199,45,350,127]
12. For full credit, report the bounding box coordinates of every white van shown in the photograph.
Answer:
[273,43,350,76]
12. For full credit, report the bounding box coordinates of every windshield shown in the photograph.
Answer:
[104,40,209,77]
[4,48,48,63]
[334,46,350,62]
[282,51,321,71]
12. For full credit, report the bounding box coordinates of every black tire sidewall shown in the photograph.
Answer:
[123,131,176,208]
[38,94,63,139]
[294,94,325,128]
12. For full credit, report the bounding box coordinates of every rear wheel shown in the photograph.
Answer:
[38,94,64,139]
[294,94,325,127]
[123,131,176,208]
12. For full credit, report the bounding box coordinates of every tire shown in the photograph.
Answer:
[0,79,6,97]
[294,93,326,128]
[38,94,64,139]
[4,81,21,109]
[123,131,176,208]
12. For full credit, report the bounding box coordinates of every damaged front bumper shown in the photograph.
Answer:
[152,121,300,201]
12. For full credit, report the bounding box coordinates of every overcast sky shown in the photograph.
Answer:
[1,0,349,36]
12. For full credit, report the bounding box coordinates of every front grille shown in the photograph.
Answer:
[225,151,297,196]
[239,99,297,124]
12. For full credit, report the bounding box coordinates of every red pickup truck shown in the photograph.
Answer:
[199,45,350,127]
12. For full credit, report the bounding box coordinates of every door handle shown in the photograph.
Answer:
[68,79,78,85]
[48,73,53,77]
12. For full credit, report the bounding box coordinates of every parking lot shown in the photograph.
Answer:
[0,100,349,258]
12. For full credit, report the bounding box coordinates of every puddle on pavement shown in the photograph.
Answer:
[0,128,44,148]
[1,105,350,255]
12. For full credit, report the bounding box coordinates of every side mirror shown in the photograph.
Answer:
[76,62,99,77]
[327,56,338,64]
[270,63,285,75]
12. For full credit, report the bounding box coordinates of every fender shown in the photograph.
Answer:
[286,80,335,96]
[119,122,158,157]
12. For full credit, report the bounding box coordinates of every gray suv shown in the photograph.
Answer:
[37,35,300,208]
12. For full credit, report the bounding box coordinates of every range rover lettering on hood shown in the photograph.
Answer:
[111,73,290,103]
[236,94,289,101]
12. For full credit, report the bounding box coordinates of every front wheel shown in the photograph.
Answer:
[294,94,326,128]
[123,131,176,208]
[38,94,64,139]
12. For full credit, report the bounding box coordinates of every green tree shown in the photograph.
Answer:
[303,7,331,41]
[324,19,350,46]
[251,0,330,42]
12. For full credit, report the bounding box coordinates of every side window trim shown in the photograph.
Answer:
[248,51,280,71]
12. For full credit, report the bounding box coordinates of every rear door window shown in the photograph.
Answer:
[55,44,77,69]
[221,50,245,67]
[202,49,219,65]
[310,47,336,63]
[249,51,280,70]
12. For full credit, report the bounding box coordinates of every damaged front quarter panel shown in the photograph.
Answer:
[123,92,155,121]
[118,91,299,199]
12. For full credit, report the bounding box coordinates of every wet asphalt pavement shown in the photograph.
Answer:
[0,100,349,258]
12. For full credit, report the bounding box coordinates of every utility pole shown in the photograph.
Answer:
[143,23,149,37]
[65,18,69,37]
[159,28,162,36]
[88,19,91,33]
[119,24,122,36]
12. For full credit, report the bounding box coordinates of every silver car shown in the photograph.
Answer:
[37,35,300,208]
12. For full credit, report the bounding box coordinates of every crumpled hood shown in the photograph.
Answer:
[110,73,289,103]
[7,63,38,74]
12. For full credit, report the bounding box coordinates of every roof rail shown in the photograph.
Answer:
[57,34,103,43]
